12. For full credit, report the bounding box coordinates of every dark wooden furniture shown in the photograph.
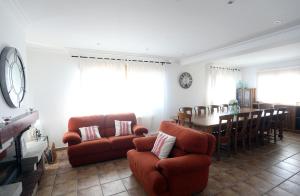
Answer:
[215,114,234,160]
[260,109,274,144]
[210,105,220,114]
[254,103,300,133]
[234,112,249,152]
[179,107,193,115]
[236,88,256,108]
[221,104,229,113]
[177,112,192,128]
[248,110,262,149]
[194,106,207,115]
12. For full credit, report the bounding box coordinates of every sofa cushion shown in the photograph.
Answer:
[151,131,176,159]
[115,120,132,136]
[68,115,105,135]
[159,121,208,155]
[108,135,136,150]
[103,113,137,137]
[68,138,111,156]
[79,126,101,141]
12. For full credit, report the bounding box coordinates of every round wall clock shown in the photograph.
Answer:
[179,72,192,89]
[0,47,26,108]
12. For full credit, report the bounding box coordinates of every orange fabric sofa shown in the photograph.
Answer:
[127,121,216,196]
[63,113,148,167]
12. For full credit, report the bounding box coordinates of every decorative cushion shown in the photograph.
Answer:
[79,126,101,141]
[151,131,176,159]
[115,120,132,136]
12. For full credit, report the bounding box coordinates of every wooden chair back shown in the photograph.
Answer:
[249,110,263,135]
[218,114,234,138]
[177,112,192,127]
[262,109,274,131]
[194,106,207,115]
[210,105,220,114]
[179,107,193,115]
[235,112,250,136]
[222,104,229,113]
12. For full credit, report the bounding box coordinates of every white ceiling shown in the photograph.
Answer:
[13,0,300,59]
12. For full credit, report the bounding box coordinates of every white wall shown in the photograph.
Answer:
[27,46,80,148]
[0,2,32,117]
[165,63,208,118]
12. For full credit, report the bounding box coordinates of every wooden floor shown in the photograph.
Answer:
[38,131,300,196]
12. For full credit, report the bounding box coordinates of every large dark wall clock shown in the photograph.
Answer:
[0,47,26,108]
[179,72,193,89]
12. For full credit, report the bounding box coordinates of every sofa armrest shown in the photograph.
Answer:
[63,132,81,146]
[132,125,148,136]
[133,136,156,152]
[206,133,216,156]
[156,154,211,177]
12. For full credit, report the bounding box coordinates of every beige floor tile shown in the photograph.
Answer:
[122,176,140,190]
[101,180,126,196]
[279,180,300,195]
[127,186,146,196]
[245,176,275,194]
[266,187,295,196]
[275,161,300,173]
[289,173,300,185]
[55,170,77,185]
[215,188,239,196]
[52,180,77,196]
[77,166,98,179]
[284,157,300,167]
[78,175,100,190]
[99,170,120,184]
[39,174,56,187]
[117,167,133,179]
[37,185,53,196]
[114,192,129,196]
[255,170,285,186]
[266,166,294,179]
[78,185,103,196]
[231,182,260,196]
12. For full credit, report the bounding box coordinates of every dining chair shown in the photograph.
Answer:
[221,104,229,113]
[179,107,193,115]
[248,110,262,149]
[260,109,274,145]
[194,106,207,115]
[272,107,287,142]
[177,112,192,128]
[215,114,234,160]
[210,105,220,114]
[233,112,250,153]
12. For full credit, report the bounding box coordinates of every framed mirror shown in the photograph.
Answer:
[0,47,26,108]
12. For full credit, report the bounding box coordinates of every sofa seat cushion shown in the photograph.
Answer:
[68,138,111,156]
[108,135,136,150]
[127,150,168,194]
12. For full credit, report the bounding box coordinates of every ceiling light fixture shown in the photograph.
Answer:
[273,20,282,24]
[227,0,235,5]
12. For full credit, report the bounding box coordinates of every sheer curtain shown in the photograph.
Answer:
[206,66,241,105]
[257,67,300,105]
[77,58,166,130]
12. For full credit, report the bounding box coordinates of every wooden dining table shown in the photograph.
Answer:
[173,108,285,133]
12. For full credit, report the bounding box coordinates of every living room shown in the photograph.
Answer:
[1,0,300,196]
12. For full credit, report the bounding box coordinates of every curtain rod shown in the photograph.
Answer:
[71,55,171,65]
[209,66,240,71]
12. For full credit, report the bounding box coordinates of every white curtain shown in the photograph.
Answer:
[206,66,241,105]
[77,58,166,130]
[257,67,300,105]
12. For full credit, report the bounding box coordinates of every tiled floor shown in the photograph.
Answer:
[38,131,300,196]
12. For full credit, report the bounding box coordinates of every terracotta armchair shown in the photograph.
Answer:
[127,121,216,196]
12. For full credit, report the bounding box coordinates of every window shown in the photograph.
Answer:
[257,67,300,105]
[73,58,166,130]
[206,66,241,105]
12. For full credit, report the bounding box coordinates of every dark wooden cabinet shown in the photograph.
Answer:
[236,88,256,108]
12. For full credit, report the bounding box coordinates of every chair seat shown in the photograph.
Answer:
[68,138,111,156]
[108,135,136,150]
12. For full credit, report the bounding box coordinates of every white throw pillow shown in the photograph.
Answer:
[115,120,132,136]
[151,131,176,159]
[79,126,101,141]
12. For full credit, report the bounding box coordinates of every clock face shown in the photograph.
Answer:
[179,72,192,89]
[0,47,26,108]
